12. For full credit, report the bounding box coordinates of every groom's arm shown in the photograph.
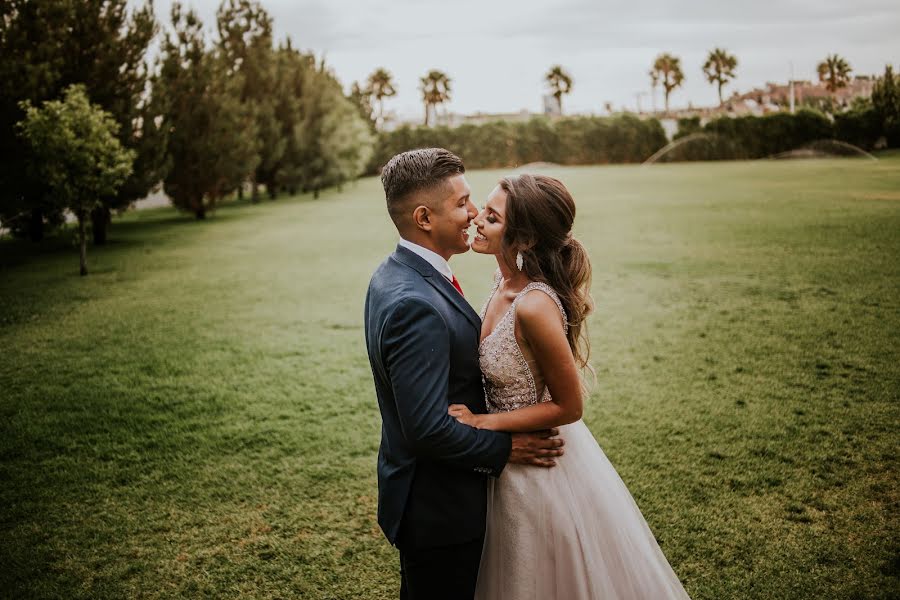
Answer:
[382,297,513,475]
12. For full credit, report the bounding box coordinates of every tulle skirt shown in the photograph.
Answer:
[475,420,692,600]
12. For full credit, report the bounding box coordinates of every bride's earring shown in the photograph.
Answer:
[516,251,524,271]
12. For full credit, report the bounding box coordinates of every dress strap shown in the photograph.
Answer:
[513,282,569,333]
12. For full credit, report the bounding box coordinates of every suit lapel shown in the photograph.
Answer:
[392,245,481,331]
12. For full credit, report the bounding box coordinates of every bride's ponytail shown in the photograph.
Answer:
[560,236,594,370]
[500,175,595,371]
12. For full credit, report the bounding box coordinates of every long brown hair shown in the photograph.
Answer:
[499,174,594,369]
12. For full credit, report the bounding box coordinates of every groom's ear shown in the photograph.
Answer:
[412,205,433,232]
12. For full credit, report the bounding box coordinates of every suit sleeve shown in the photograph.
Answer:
[382,297,511,476]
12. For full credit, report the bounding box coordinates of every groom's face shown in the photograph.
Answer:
[428,174,477,259]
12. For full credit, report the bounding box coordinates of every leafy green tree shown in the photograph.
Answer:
[216,0,281,201]
[702,48,738,106]
[651,53,685,114]
[271,41,315,196]
[157,3,259,219]
[817,54,852,98]
[545,65,573,114]
[296,59,374,197]
[367,68,397,130]
[0,0,160,243]
[870,64,900,146]
[419,70,451,126]
[17,85,134,275]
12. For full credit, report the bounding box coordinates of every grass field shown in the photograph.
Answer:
[1,157,899,599]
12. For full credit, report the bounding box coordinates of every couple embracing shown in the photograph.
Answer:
[364,148,691,600]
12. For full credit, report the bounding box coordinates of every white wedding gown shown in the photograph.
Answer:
[475,278,691,599]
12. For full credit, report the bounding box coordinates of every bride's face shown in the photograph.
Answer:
[471,185,507,255]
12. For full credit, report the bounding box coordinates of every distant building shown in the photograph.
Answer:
[732,75,875,112]
[543,94,561,117]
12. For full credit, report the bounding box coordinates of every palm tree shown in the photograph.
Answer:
[702,48,738,106]
[366,67,396,129]
[650,53,684,114]
[817,54,852,97]
[545,65,573,115]
[649,69,660,113]
[419,70,451,126]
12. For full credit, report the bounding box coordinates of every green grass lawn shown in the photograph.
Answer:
[2,157,899,599]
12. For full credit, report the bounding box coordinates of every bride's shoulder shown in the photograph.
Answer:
[514,283,567,332]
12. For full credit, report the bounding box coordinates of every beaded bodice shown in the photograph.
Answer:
[479,273,568,414]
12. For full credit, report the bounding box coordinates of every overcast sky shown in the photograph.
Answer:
[150,0,900,118]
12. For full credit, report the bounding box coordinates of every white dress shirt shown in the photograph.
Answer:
[398,238,454,282]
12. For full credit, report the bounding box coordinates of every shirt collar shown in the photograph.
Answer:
[398,238,453,281]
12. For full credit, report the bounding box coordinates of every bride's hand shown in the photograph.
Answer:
[449,404,483,429]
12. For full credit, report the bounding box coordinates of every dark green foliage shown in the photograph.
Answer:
[834,100,882,150]
[674,116,702,140]
[664,108,889,162]
[870,65,900,147]
[217,0,283,201]
[367,115,668,173]
[17,85,135,275]
[157,3,260,219]
[0,0,161,243]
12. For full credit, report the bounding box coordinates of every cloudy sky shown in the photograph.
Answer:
[150,0,900,119]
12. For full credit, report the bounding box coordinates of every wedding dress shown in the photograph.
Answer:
[475,277,692,599]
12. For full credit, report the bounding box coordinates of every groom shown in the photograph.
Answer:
[364,148,564,599]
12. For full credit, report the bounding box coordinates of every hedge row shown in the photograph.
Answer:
[367,114,667,174]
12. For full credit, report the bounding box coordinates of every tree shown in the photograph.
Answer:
[296,59,374,197]
[651,53,685,114]
[157,3,259,219]
[419,70,451,126]
[367,68,397,130]
[817,54,852,98]
[649,70,660,113]
[702,48,738,106]
[0,0,161,244]
[216,0,281,201]
[545,65,573,114]
[871,64,900,146]
[271,40,315,195]
[349,80,375,130]
[17,85,134,275]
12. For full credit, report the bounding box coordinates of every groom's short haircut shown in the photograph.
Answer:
[381,148,465,227]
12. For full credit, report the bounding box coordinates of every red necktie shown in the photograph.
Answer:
[451,275,464,296]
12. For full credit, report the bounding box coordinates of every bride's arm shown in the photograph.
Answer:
[451,292,583,433]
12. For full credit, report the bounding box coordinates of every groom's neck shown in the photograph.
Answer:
[401,233,452,262]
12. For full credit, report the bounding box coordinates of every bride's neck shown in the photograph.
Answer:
[496,255,530,290]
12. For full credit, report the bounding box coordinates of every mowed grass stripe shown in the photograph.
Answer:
[1,157,899,599]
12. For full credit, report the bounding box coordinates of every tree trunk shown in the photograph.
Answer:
[238,186,244,201]
[424,102,430,127]
[29,207,44,242]
[77,210,88,276]
[718,81,724,107]
[91,206,110,245]
[251,180,259,203]
[268,185,277,200]
[313,187,320,199]
[195,207,206,220]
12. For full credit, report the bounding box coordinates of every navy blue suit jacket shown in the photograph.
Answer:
[364,244,512,550]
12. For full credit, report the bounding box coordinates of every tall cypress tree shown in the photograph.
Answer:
[157,3,259,219]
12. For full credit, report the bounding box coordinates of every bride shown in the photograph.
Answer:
[449,174,692,599]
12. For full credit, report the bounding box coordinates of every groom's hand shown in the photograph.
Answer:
[508,429,564,467]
